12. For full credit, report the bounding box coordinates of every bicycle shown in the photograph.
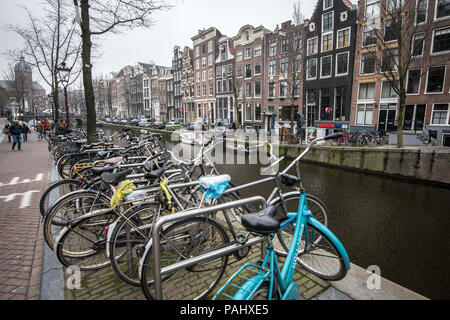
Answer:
[213,132,350,300]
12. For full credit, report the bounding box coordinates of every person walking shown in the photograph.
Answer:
[56,118,72,135]
[43,118,51,139]
[10,119,22,151]
[3,123,12,143]
[22,122,31,142]
[36,121,44,141]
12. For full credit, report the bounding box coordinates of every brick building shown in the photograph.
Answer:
[192,28,222,124]
[303,0,357,132]
[215,35,235,126]
[181,46,195,124]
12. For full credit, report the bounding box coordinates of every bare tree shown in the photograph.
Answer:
[74,0,172,142]
[5,0,82,122]
[364,0,442,147]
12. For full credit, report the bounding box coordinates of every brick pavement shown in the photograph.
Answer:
[0,118,51,300]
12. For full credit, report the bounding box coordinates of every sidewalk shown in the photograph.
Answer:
[0,118,51,300]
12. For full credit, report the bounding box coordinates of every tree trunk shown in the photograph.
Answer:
[396,94,406,148]
[80,0,96,143]
[53,72,60,121]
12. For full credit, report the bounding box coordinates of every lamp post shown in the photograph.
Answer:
[57,62,72,128]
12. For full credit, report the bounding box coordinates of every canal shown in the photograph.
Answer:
[103,126,449,299]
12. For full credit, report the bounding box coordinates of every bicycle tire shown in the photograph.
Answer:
[39,179,83,219]
[270,192,329,255]
[297,222,347,281]
[140,216,229,300]
[55,210,118,270]
[43,190,111,250]
[109,203,159,286]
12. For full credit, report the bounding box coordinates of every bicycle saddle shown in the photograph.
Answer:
[144,166,170,179]
[97,151,111,159]
[241,206,280,235]
[92,166,114,176]
[101,169,133,186]
[144,159,166,172]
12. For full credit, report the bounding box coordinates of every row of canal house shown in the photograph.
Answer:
[179,0,450,145]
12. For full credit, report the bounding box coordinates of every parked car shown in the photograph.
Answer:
[130,119,140,126]
[153,121,166,130]
[138,118,152,127]
[165,121,181,131]
[105,118,112,123]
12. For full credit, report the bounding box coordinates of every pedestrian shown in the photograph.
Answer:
[22,122,31,142]
[36,121,44,141]
[3,123,12,143]
[43,118,51,138]
[56,118,71,135]
[10,119,22,151]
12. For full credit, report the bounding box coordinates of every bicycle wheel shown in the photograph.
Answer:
[55,211,118,270]
[140,216,229,300]
[109,203,159,286]
[39,179,83,219]
[270,192,329,255]
[297,222,347,281]
[43,190,111,250]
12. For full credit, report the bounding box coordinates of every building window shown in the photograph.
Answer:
[280,81,287,97]
[202,57,206,68]
[386,0,404,13]
[238,84,243,98]
[426,66,446,93]
[337,27,350,48]
[361,52,376,74]
[202,71,206,81]
[431,104,449,124]
[416,0,428,24]
[384,18,401,42]
[365,0,380,19]
[356,104,374,125]
[322,32,333,52]
[280,58,289,74]
[269,60,276,76]
[223,79,228,93]
[363,24,378,46]
[281,39,289,53]
[435,0,450,20]
[307,37,318,55]
[322,11,334,32]
[208,69,213,80]
[209,83,214,96]
[336,52,349,76]
[255,103,262,121]
[324,0,333,10]
[306,59,317,80]
[237,51,243,62]
[407,69,421,94]
[254,61,261,75]
[216,80,222,94]
[358,82,376,100]
[202,84,207,96]
[381,81,398,99]
[270,42,277,56]
[196,59,200,70]
[320,88,332,120]
[245,103,252,121]
[208,55,213,66]
[412,33,425,56]
[268,83,275,98]
[294,80,300,97]
[381,48,399,72]
[432,27,450,54]
[195,46,200,57]
[254,81,261,97]
[196,71,200,82]
[208,40,213,53]
[245,47,252,59]
[335,87,347,121]
[294,36,302,50]
[236,65,243,78]
[254,45,262,57]
[294,54,302,72]
[320,55,332,78]
[245,82,252,98]
[245,64,252,78]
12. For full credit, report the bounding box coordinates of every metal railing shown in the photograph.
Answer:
[152,195,267,300]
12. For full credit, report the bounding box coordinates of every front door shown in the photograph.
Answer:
[403,105,415,130]
[415,105,426,130]
[306,105,315,127]
[379,109,397,132]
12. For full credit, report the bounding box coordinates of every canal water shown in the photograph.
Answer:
[102,126,449,299]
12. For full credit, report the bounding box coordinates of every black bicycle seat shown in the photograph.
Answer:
[144,166,169,180]
[241,206,280,235]
[101,169,133,186]
[92,166,114,176]
[279,173,301,187]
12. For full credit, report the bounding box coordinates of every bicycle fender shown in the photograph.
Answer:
[308,217,351,269]
[233,275,265,300]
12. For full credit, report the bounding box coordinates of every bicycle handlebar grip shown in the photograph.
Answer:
[323,132,344,140]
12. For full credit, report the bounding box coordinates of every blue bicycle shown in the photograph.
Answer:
[213,133,350,300]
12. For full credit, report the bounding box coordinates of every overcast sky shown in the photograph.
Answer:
[0,0,356,92]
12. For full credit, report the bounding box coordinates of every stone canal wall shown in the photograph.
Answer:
[280,145,450,186]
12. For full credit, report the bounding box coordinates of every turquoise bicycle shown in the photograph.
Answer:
[213,132,350,300]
